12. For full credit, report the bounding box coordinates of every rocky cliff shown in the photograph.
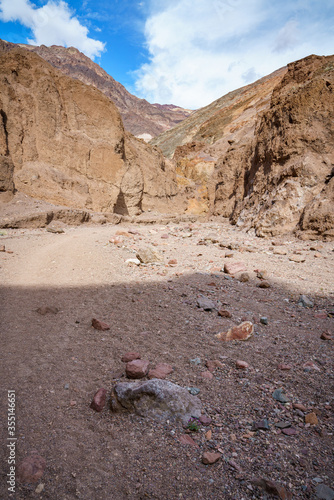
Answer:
[0,47,182,215]
[0,39,191,140]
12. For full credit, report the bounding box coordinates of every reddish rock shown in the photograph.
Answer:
[18,451,46,483]
[303,361,321,371]
[258,281,271,288]
[252,478,292,499]
[199,415,212,426]
[202,452,221,465]
[236,360,249,369]
[200,371,213,381]
[216,321,254,341]
[179,434,199,447]
[92,318,110,331]
[278,364,292,371]
[168,259,178,265]
[314,310,328,319]
[218,309,232,318]
[305,412,318,425]
[293,403,307,412]
[90,388,107,412]
[148,363,173,379]
[121,352,141,363]
[282,427,297,436]
[126,359,150,379]
[205,360,216,372]
[224,261,247,275]
[320,332,332,340]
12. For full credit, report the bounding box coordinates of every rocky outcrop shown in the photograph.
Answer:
[0,39,191,139]
[0,47,183,215]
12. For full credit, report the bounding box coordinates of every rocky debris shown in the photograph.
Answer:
[202,452,221,465]
[216,321,254,341]
[125,359,150,379]
[36,306,59,315]
[258,281,271,288]
[179,434,199,447]
[200,371,214,381]
[305,412,319,425]
[289,255,306,263]
[17,451,46,483]
[125,258,141,266]
[121,352,141,363]
[199,415,212,426]
[239,272,250,282]
[252,478,292,499]
[282,427,297,436]
[260,317,268,325]
[136,248,163,264]
[298,294,314,308]
[111,379,201,424]
[236,360,249,369]
[0,245,6,251]
[303,361,321,372]
[90,388,107,412]
[272,389,289,403]
[315,484,334,500]
[218,309,232,318]
[278,364,292,371]
[252,419,270,431]
[109,236,123,245]
[197,295,216,311]
[92,318,110,331]
[320,332,332,341]
[224,261,247,275]
[46,226,65,234]
[148,363,174,379]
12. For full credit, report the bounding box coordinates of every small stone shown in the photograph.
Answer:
[260,317,268,325]
[0,245,5,252]
[179,434,199,447]
[18,452,46,483]
[187,387,200,395]
[289,255,306,263]
[275,421,291,429]
[161,234,169,239]
[314,310,328,319]
[320,332,332,340]
[136,247,163,264]
[236,360,249,369]
[252,478,292,499]
[258,281,271,289]
[218,309,232,318]
[168,259,178,265]
[239,272,250,282]
[190,357,201,365]
[272,389,289,403]
[36,306,59,315]
[121,352,141,363]
[282,427,297,436]
[205,430,212,440]
[303,361,321,372]
[92,318,110,331]
[197,296,216,311]
[273,248,287,255]
[47,226,64,234]
[305,412,318,425]
[125,258,141,266]
[278,364,292,371]
[126,359,150,379]
[256,270,268,280]
[148,363,173,379]
[298,295,314,308]
[200,371,214,381]
[202,452,221,465]
[225,252,234,258]
[216,321,254,341]
[224,261,247,275]
[205,360,216,372]
[90,388,107,412]
[252,419,270,431]
[35,484,45,494]
[315,484,334,500]
[109,236,123,244]
[293,403,307,412]
[199,415,212,426]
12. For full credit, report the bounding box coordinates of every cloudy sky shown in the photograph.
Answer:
[0,0,333,109]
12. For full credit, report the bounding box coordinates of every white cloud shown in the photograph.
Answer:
[0,0,105,59]
[135,0,334,108]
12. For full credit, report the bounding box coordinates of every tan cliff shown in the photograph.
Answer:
[0,47,183,216]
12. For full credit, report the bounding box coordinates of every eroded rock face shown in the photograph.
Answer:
[111,379,202,424]
[0,47,181,215]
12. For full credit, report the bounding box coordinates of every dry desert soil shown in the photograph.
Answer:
[1,217,334,499]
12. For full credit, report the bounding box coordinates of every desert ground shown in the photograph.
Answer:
[1,216,333,499]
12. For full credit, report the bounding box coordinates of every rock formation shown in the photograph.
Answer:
[0,47,183,215]
[0,39,191,139]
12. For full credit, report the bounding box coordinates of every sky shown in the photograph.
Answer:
[0,0,333,109]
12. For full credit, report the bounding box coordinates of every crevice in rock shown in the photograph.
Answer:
[0,109,9,156]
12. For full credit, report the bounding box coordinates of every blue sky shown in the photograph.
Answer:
[0,0,333,109]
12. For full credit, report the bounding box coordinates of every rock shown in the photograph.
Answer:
[205,360,217,372]
[256,270,268,280]
[168,259,178,265]
[258,281,271,288]
[236,360,249,369]
[200,371,214,381]
[202,452,221,465]
[321,332,332,340]
[125,359,150,379]
[239,272,250,282]
[293,403,307,412]
[289,255,306,263]
[205,430,212,440]
[36,306,59,315]
[0,245,5,251]
[260,317,268,325]
[224,261,247,275]
[121,352,141,363]
[197,296,216,311]
[303,361,321,372]
[187,387,200,395]
[273,248,287,255]
[179,434,199,447]
[136,248,163,264]
[275,421,292,429]
[148,363,173,379]
[90,388,107,412]
[252,478,292,499]
[190,357,201,365]
[298,295,314,308]
[216,321,254,341]
[282,427,297,436]
[46,226,65,234]
[225,252,234,258]
[315,484,334,500]
[17,451,46,483]
[92,318,110,331]
[314,310,328,319]
[278,364,292,371]
[199,415,212,426]
[218,309,232,318]
[252,419,270,431]
[111,379,202,425]
[272,389,289,403]
[125,258,141,266]
[35,483,45,494]
[305,412,318,425]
